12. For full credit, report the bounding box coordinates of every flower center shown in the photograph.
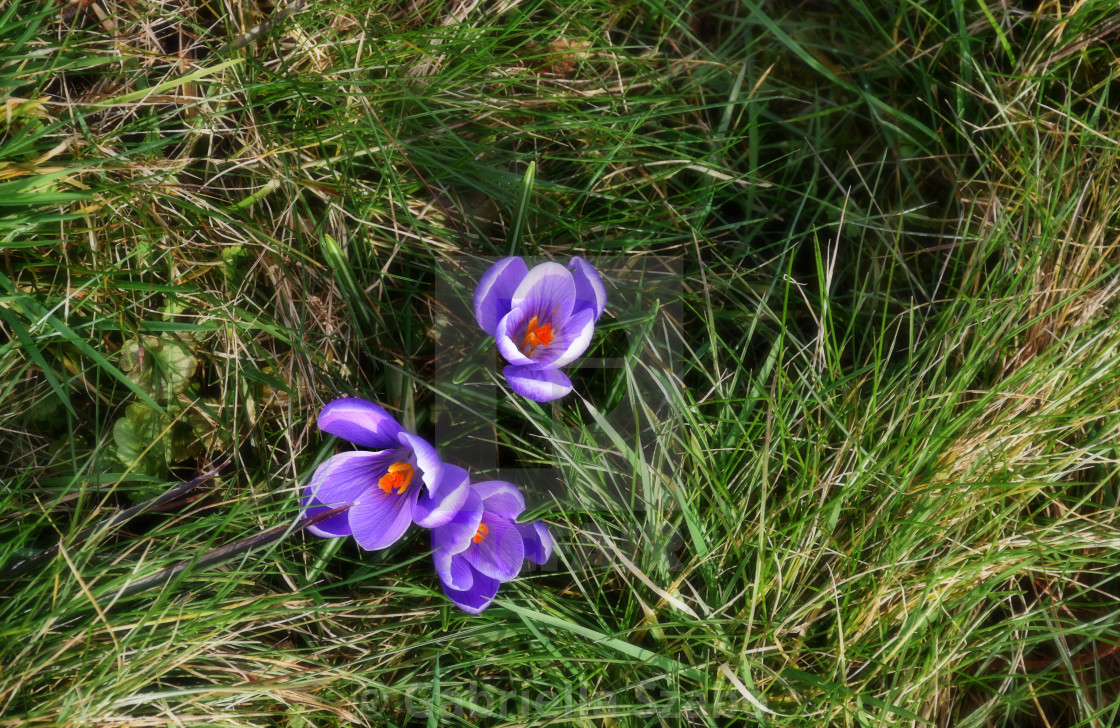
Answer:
[472,522,490,544]
[377,461,414,495]
[521,315,554,356]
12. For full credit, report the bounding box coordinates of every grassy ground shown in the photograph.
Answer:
[3,0,1120,725]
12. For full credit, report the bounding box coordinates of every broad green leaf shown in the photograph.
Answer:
[118,335,198,402]
[113,401,207,487]
[113,402,165,477]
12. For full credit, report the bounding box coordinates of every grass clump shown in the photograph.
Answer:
[2,1,1120,726]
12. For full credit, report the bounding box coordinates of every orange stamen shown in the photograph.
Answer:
[522,315,555,355]
[472,522,490,544]
[378,461,414,494]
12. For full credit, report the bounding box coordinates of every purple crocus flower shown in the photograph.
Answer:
[474,256,606,402]
[301,398,470,550]
[431,480,554,613]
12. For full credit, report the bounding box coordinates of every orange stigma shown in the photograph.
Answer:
[472,523,490,544]
[378,461,414,494]
[522,315,554,355]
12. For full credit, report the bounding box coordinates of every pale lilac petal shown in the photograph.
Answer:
[520,293,576,332]
[348,485,418,551]
[414,463,470,528]
[511,262,575,310]
[474,257,529,337]
[494,307,536,367]
[545,307,595,368]
[433,547,474,591]
[516,521,553,565]
[302,450,391,510]
[568,257,606,321]
[473,480,525,519]
[439,567,500,614]
[503,365,573,402]
[431,488,484,554]
[397,431,442,494]
[463,516,524,582]
[300,431,394,542]
[522,298,579,368]
[318,398,404,448]
[497,296,585,369]
[301,503,354,538]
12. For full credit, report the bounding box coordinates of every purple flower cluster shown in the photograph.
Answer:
[301,256,604,611]
[301,398,551,613]
[474,256,606,402]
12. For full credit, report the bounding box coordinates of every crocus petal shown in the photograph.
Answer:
[433,547,474,591]
[348,485,418,551]
[397,431,442,494]
[506,297,579,369]
[568,257,606,321]
[503,365,573,402]
[414,463,471,528]
[473,480,526,520]
[432,488,484,555]
[511,261,576,310]
[318,398,404,449]
[463,516,525,582]
[439,567,501,614]
[544,306,595,368]
[302,450,393,510]
[301,503,354,538]
[474,257,529,337]
[516,521,553,565]
[494,307,536,367]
